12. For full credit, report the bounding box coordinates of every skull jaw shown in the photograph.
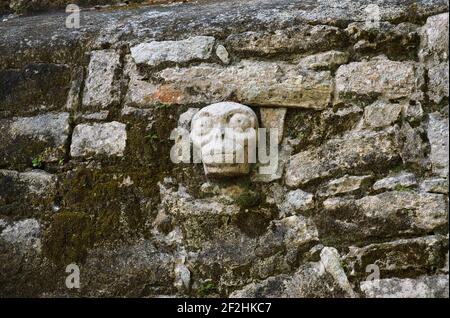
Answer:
[204,163,250,177]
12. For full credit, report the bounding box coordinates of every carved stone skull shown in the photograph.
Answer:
[191,102,258,177]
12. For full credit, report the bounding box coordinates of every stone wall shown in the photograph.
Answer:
[0,0,448,297]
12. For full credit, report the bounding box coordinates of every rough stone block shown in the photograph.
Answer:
[285,128,400,186]
[335,57,417,104]
[428,62,449,104]
[0,63,71,117]
[427,112,449,177]
[151,60,333,109]
[345,235,448,279]
[130,36,215,66]
[70,121,127,158]
[0,112,70,166]
[361,275,449,298]
[82,50,121,109]
[419,12,449,67]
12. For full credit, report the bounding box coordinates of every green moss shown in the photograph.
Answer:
[233,190,262,209]
[43,212,94,266]
[198,281,218,296]
[394,185,414,192]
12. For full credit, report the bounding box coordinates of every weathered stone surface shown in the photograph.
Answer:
[428,62,449,104]
[82,240,176,297]
[225,25,346,56]
[399,122,428,166]
[154,61,333,109]
[320,191,448,244]
[285,128,400,186]
[0,169,58,216]
[419,12,449,67]
[355,191,447,232]
[319,175,372,197]
[70,121,127,158]
[0,63,71,117]
[82,50,121,109]
[420,178,448,194]
[362,101,404,128]
[360,275,449,298]
[345,235,448,279]
[0,218,41,249]
[346,22,420,61]
[278,190,314,216]
[230,247,355,298]
[0,112,70,166]
[215,45,230,64]
[299,50,349,70]
[427,112,449,177]
[372,172,417,191]
[335,57,417,104]
[159,181,241,249]
[260,108,287,144]
[130,36,215,67]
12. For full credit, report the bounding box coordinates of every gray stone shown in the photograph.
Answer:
[428,62,449,104]
[0,63,71,117]
[155,60,333,109]
[299,50,349,70]
[321,191,448,243]
[362,101,404,128]
[230,246,355,298]
[345,235,448,279]
[159,181,241,249]
[78,111,109,121]
[225,25,346,56]
[0,219,41,250]
[260,108,287,144]
[278,190,314,216]
[345,22,420,61]
[215,45,230,64]
[361,275,449,298]
[355,191,447,232]
[320,247,357,298]
[130,36,215,66]
[419,12,449,68]
[372,172,417,191]
[82,50,121,109]
[271,215,319,253]
[285,128,400,186]
[319,175,372,197]
[174,263,191,291]
[427,112,449,177]
[18,170,58,196]
[0,169,58,214]
[420,178,448,194]
[0,112,70,165]
[404,103,424,121]
[335,57,417,103]
[400,122,428,165]
[70,121,127,158]
[124,78,158,108]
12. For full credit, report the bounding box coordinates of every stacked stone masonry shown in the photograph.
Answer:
[0,0,449,298]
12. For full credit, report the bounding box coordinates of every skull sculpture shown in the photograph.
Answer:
[191,102,258,177]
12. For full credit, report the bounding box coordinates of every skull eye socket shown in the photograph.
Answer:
[228,113,252,132]
[193,116,213,136]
